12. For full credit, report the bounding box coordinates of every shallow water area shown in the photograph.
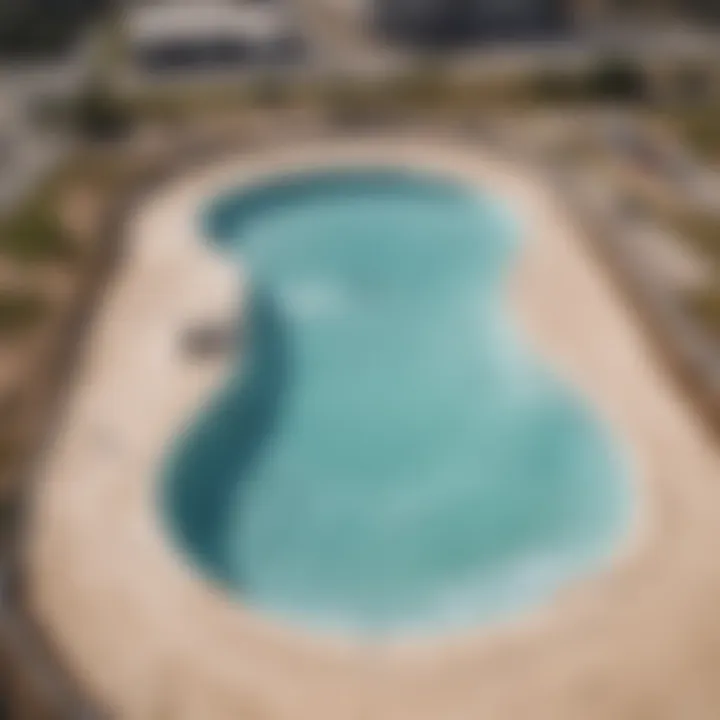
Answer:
[162,169,632,638]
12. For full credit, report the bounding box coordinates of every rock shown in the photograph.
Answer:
[180,320,237,359]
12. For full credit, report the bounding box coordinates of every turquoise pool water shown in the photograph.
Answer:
[162,169,631,637]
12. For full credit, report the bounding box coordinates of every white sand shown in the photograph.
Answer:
[27,138,720,719]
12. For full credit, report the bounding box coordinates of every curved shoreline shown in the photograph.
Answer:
[27,138,720,719]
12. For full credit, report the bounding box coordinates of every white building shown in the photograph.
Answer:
[127,2,303,73]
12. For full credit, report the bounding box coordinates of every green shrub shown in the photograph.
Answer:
[72,83,133,140]
[584,57,647,102]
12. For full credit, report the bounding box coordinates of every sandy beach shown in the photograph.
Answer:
[26,137,720,719]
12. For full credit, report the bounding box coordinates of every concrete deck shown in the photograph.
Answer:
[27,138,720,719]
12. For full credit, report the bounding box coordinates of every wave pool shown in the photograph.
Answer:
[161,168,632,638]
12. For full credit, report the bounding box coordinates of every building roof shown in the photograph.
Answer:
[128,3,292,46]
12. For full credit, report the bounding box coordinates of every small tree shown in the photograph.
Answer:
[585,57,647,102]
[72,80,132,140]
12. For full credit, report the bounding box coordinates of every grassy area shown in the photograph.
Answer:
[687,280,720,340]
[665,208,720,338]
[662,208,720,265]
[0,202,75,264]
[0,290,47,341]
[654,206,720,337]
[526,57,649,106]
[122,58,652,135]
[668,106,720,162]
[128,83,266,123]
[0,148,140,267]
[0,173,77,264]
[125,67,531,129]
